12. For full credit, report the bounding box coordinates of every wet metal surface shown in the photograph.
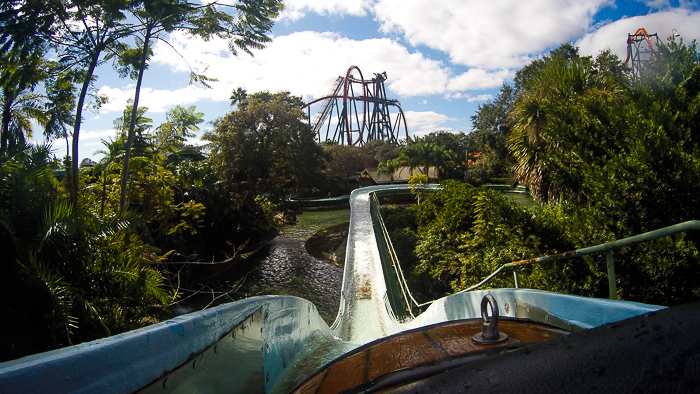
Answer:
[293,319,568,394]
[385,302,700,394]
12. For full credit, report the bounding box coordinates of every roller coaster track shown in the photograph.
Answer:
[311,77,343,134]
[304,66,409,146]
[623,28,660,81]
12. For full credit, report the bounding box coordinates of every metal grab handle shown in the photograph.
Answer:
[481,294,500,340]
[472,295,509,344]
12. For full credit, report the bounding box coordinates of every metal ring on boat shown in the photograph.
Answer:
[472,294,509,344]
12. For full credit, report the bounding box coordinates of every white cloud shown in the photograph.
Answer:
[279,0,372,21]
[186,137,209,146]
[443,93,492,102]
[372,0,610,69]
[640,0,672,10]
[447,69,514,91]
[97,84,211,114]
[152,30,467,99]
[404,110,458,136]
[80,129,118,140]
[577,8,700,58]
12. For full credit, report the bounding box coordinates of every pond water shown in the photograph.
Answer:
[501,191,539,209]
[174,208,350,325]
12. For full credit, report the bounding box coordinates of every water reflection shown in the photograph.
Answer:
[501,191,539,209]
[176,208,350,325]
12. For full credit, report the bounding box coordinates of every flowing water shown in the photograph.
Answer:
[173,190,534,325]
[175,208,350,325]
[238,208,349,324]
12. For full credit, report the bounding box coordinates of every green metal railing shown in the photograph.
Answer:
[459,220,700,300]
[369,192,421,320]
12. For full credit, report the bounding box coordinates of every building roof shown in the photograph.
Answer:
[360,166,438,184]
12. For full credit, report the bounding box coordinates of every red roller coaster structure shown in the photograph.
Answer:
[623,28,660,82]
[303,66,409,146]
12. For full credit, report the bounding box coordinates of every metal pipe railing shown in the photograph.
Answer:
[369,192,420,319]
[461,220,700,300]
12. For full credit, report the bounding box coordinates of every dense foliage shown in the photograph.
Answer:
[1,0,284,198]
[386,40,700,307]
[0,89,325,360]
[205,92,326,200]
[0,144,170,360]
[0,0,286,361]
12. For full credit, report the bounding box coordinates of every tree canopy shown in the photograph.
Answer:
[395,39,700,306]
[0,0,287,362]
[205,91,325,199]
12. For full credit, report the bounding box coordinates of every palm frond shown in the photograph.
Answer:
[18,253,78,345]
[38,199,77,253]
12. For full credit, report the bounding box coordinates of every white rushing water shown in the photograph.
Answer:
[334,186,407,343]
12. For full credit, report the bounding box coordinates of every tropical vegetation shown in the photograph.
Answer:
[0,0,286,362]
[382,39,700,308]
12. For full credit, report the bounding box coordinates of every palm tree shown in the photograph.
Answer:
[155,105,204,152]
[399,142,431,175]
[113,101,153,159]
[427,145,455,181]
[509,54,624,202]
[396,141,454,181]
[94,137,125,217]
[229,87,248,107]
[51,1,132,198]
[44,69,77,156]
[509,95,550,201]
[377,158,400,184]
[408,173,429,204]
[114,101,153,141]
[118,0,283,213]
[0,143,169,361]
[0,49,48,151]
[0,91,48,150]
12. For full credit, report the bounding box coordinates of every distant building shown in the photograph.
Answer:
[80,158,96,168]
[165,147,206,164]
[358,166,438,187]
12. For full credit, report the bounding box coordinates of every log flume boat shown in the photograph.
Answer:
[2,185,699,393]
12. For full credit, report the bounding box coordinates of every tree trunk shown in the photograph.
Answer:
[1,102,13,151]
[100,168,107,218]
[71,54,99,200]
[119,27,152,213]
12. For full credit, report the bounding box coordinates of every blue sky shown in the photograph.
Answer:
[55,0,700,160]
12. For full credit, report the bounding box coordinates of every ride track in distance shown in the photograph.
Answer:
[303,66,409,146]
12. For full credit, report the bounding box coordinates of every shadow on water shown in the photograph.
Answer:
[174,208,350,326]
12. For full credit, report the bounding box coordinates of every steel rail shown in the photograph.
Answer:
[450,220,700,302]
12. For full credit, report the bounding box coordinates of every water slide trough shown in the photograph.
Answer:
[3,185,697,393]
